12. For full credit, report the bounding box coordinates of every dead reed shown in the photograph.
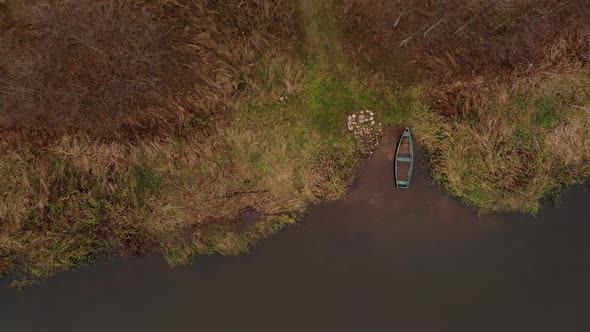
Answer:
[342,0,590,115]
[0,0,300,148]
[0,0,309,284]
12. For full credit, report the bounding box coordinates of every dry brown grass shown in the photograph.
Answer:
[547,107,590,174]
[0,0,299,149]
[0,0,312,282]
[0,98,356,280]
[0,1,11,29]
[0,0,363,284]
[342,0,590,115]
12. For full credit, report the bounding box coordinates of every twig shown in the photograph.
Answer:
[399,34,414,48]
[543,0,570,19]
[394,8,407,28]
[490,22,506,34]
[424,19,444,38]
[571,104,590,111]
[454,16,477,36]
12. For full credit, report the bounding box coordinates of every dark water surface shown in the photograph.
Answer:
[1,138,590,332]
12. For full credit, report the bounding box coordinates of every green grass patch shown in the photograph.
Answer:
[132,165,164,207]
[532,97,561,128]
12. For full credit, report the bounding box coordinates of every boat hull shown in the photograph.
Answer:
[394,128,414,188]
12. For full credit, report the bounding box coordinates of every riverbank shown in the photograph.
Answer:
[0,0,417,285]
[342,0,590,213]
[1,0,589,286]
[2,126,590,332]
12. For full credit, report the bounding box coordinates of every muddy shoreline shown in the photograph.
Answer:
[1,135,589,332]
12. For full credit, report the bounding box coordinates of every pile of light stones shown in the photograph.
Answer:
[347,110,383,156]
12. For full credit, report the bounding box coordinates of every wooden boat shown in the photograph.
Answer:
[394,127,414,189]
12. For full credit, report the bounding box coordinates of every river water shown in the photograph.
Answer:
[1,138,589,332]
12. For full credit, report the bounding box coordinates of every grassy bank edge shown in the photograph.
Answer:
[410,73,590,214]
[0,0,419,286]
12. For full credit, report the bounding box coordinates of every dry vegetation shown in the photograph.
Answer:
[342,0,590,212]
[415,73,590,213]
[343,0,589,114]
[3,0,588,285]
[1,0,410,285]
[0,0,421,284]
[0,0,299,147]
[0,0,364,285]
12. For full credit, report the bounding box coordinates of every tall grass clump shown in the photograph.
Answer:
[413,74,590,213]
